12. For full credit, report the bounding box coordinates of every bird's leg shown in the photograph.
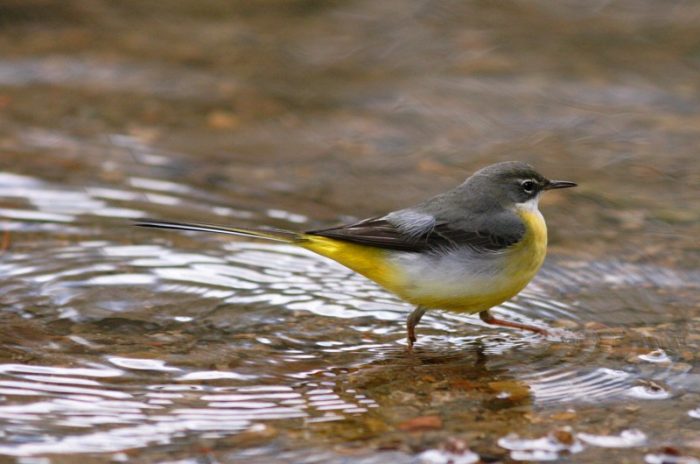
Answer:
[479,309,548,336]
[407,306,427,350]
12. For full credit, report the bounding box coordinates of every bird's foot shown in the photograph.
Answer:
[479,310,549,337]
[406,306,427,352]
[406,333,416,352]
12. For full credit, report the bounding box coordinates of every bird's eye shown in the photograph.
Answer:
[521,180,536,193]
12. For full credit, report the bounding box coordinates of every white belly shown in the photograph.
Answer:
[387,208,547,312]
[387,248,511,309]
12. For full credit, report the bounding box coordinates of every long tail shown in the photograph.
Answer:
[134,219,302,244]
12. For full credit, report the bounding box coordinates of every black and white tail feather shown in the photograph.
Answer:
[134,219,301,243]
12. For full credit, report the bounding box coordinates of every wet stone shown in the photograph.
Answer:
[397,416,443,432]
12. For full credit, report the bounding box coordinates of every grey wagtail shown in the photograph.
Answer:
[136,161,576,349]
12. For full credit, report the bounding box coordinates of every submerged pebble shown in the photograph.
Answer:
[418,449,479,464]
[638,349,672,364]
[578,429,647,448]
[645,452,700,464]
[418,439,479,464]
[626,381,672,400]
[498,428,584,461]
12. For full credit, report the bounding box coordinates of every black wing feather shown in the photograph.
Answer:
[306,215,523,253]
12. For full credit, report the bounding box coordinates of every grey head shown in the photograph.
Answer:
[415,161,577,217]
[466,161,576,205]
[307,161,576,253]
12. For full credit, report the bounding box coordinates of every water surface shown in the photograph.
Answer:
[0,1,699,462]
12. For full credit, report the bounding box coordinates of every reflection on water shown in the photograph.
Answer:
[0,170,697,460]
[0,0,698,462]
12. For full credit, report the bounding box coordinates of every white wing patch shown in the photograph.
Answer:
[385,210,436,239]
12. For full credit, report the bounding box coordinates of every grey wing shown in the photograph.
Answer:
[306,209,524,253]
[306,216,423,251]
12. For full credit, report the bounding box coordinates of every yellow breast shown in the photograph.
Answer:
[504,207,548,290]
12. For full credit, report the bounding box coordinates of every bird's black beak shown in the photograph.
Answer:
[544,180,577,190]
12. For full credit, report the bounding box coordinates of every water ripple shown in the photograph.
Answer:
[0,169,697,458]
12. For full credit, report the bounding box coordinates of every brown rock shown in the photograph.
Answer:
[550,410,577,421]
[397,415,443,432]
[488,380,530,401]
[552,429,575,446]
[207,110,240,130]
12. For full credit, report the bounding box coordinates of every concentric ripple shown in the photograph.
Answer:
[0,358,380,456]
[0,166,697,459]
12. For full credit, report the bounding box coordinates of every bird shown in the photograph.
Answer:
[135,161,576,350]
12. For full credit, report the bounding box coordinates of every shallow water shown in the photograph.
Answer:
[0,1,699,462]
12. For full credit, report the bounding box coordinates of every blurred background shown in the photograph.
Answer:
[0,1,698,462]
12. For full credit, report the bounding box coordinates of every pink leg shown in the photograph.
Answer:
[406,306,427,351]
[479,310,548,336]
